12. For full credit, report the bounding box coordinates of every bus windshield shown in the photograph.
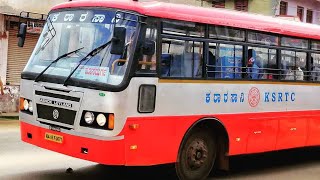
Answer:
[23,9,138,86]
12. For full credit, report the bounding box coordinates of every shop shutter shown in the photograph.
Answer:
[7,29,39,85]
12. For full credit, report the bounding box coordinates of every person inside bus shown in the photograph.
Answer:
[246,49,260,79]
[311,57,320,81]
[295,66,304,81]
[207,51,215,78]
[282,62,294,80]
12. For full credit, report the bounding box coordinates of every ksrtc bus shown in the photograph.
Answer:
[18,0,320,179]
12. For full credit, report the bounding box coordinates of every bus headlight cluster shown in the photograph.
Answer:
[96,114,107,126]
[20,97,33,113]
[82,111,110,129]
[84,112,95,124]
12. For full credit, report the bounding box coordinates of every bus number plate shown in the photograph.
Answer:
[45,133,63,144]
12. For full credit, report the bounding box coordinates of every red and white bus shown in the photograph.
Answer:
[18,0,320,179]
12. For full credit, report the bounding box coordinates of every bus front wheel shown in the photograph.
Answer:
[176,128,216,180]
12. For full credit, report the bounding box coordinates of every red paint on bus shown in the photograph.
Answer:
[21,110,320,166]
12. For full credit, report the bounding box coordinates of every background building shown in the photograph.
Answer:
[0,0,68,112]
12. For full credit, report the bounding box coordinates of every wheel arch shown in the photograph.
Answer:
[177,117,230,171]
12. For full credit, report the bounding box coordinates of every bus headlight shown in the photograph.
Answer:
[23,99,29,111]
[96,114,107,126]
[20,97,33,115]
[84,112,95,124]
[28,101,33,113]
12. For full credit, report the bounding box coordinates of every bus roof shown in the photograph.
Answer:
[52,0,320,40]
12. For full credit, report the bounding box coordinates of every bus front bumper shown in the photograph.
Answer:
[20,121,125,165]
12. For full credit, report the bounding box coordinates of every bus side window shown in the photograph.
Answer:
[311,54,320,81]
[137,19,157,73]
[161,39,203,78]
[281,50,306,81]
[246,47,278,80]
[216,44,243,79]
[161,53,172,76]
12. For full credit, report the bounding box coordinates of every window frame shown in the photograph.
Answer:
[307,9,313,23]
[158,18,320,83]
[297,6,304,22]
[235,0,249,12]
[280,1,288,16]
[212,0,225,8]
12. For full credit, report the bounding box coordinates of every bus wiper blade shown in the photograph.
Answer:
[63,40,113,86]
[34,47,84,82]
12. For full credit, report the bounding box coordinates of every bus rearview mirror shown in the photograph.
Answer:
[110,27,126,55]
[17,23,27,47]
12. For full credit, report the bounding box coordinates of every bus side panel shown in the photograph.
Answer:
[307,116,320,146]
[276,116,308,150]
[123,116,197,166]
[123,111,320,166]
[215,113,278,155]
[123,115,250,165]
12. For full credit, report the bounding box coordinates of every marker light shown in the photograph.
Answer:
[23,99,29,111]
[20,98,25,111]
[108,114,114,130]
[28,100,33,113]
[84,112,95,124]
[96,114,107,126]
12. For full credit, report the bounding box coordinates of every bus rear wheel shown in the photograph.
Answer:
[176,128,216,180]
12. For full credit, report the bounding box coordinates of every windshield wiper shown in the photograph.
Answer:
[34,47,84,82]
[63,40,113,86]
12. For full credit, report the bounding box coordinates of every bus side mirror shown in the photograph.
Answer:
[17,23,27,47]
[110,27,126,55]
[143,40,155,56]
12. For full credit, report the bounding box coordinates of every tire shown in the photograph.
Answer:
[176,128,216,180]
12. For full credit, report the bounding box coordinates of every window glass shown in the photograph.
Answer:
[307,9,313,23]
[281,37,308,49]
[247,47,277,79]
[281,50,306,80]
[161,39,203,78]
[24,9,138,86]
[280,1,288,15]
[311,53,320,81]
[213,44,243,79]
[207,42,217,78]
[137,19,157,73]
[248,32,279,46]
[162,21,205,37]
[235,0,248,12]
[209,26,245,41]
[311,41,320,50]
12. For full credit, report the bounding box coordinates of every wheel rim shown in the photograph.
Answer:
[186,138,209,171]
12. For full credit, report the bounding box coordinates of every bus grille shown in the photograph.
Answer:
[37,104,76,125]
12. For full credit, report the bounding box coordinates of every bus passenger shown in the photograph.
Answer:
[283,66,294,80]
[246,49,260,79]
[296,67,304,81]
[311,57,320,81]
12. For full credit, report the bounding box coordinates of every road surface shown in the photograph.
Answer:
[1,120,320,180]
